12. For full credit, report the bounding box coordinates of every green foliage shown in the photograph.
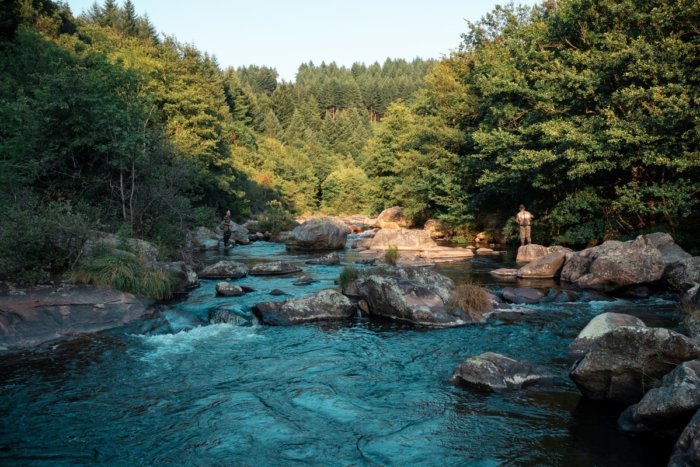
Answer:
[384,246,400,266]
[338,266,360,291]
[256,201,297,234]
[321,166,371,215]
[0,194,90,284]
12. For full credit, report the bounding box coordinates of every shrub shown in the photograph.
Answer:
[384,245,400,265]
[448,283,493,321]
[0,194,90,284]
[257,200,297,234]
[73,252,176,300]
[339,266,360,291]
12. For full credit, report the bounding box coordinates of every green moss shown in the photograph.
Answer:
[384,245,400,265]
[339,267,360,290]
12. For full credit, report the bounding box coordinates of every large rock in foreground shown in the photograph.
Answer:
[252,289,356,325]
[561,235,665,291]
[0,285,152,350]
[568,312,647,360]
[199,261,248,279]
[618,359,700,433]
[570,327,700,404]
[452,352,552,392]
[249,261,301,276]
[285,217,347,251]
[668,409,700,467]
[344,267,478,327]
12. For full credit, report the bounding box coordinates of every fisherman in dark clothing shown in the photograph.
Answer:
[221,210,232,247]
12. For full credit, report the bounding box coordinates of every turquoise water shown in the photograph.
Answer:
[0,242,682,465]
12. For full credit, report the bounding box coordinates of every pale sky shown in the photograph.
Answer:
[64,0,540,81]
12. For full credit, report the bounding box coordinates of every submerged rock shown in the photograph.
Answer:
[568,313,647,360]
[618,359,700,433]
[285,218,348,251]
[490,268,518,278]
[252,289,356,325]
[293,275,316,286]
[668,409,700,467]
[199,261,248,279]
[570,327,700,404]
[451,352,552,392]
[561,235,665,291]
[249,261,302,276]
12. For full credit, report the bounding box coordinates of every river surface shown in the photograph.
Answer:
[0,241,684,466]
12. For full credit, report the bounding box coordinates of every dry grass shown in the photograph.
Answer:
[449,283,493,321]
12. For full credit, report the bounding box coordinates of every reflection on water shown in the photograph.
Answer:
[0,242,684,465]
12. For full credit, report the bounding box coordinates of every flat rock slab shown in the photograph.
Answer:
[0,285,152,350]
[249,262,302,276]
[490,268,518,278]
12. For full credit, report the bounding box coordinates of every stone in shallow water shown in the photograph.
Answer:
[249,261,302,276]
[199,260,248,279]
[215,282,245,297]
[568,312,646,361]
[208,307,255,326]
[253,289,356,325]
[490,268,518,277]
[501,287,544,304]
[452,352,552,392]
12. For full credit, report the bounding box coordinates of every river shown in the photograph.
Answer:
[0,241,683,465]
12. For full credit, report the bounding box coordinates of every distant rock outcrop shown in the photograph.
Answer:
[285,218,348,251]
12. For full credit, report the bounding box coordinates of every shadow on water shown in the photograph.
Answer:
[0,241,686,465]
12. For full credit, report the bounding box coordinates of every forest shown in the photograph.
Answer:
[0,0,698,284]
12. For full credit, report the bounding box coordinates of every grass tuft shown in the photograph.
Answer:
[449,283,493,321]
[339,266,360,290]
[384,245,400,266]
[73,252,175,300]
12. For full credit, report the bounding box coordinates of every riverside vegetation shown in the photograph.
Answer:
[1,0,699,293]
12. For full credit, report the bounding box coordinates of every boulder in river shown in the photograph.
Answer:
[199,261,248,279]
[517,250,569,278]
[344,267,480,327]
[215,282,245,297]
[249,261,302,276]
[502,287,544,304]
[0,284,152,350]
[375,206,413,229]
[570,327,700,405]
[618,359,700,433]
[285,218,347,251]
[666,257,700,292]
[646,232,692,267]
[568,312,647,361]
[192,226,221,250]
[668,409,700,467]
[364,228,473,262]
[158,261,199,294]
[561,235,666,291]
[451,352,552,392]
[208,307,255,326]
[516,244,569,263]
[252,289,356,325]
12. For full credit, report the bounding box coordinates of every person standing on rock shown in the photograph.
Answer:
[220,210,233,247]
[516,205,534,246]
